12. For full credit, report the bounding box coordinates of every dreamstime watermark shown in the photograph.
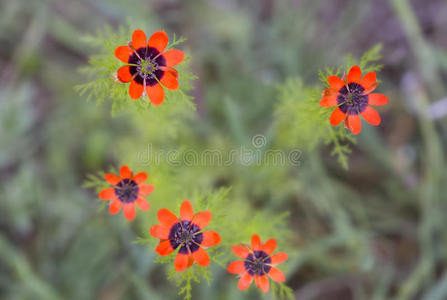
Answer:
[136,135,302,167]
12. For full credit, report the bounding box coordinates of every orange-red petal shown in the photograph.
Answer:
[227,260,245,274]
[192,247,210,267]
[120,165,132,178]
[123,203,136,221]
[105,173,121,185]
[262,239,277,255]
[133,172,147,184]
[360,72,377,93]
[368,93,389,105]
[232,245,251,259]
[328,76,345,90]
[255,274,270,293]
[330,107,346,126]
[163,49,184,67]
[148,31,168,53]
[323,88,338,97]
[201,231,221,247]
[114,45,133,63]
[361,106,381,125]
[155,240,175,256]
[180,200,194,221]
[150,224,170,239]
[192,211,211,229]
[347,65,362,83]
[99,187,115,200]
[269,252,288,265]
[251,234,262,251]
[132,29,147,50]
[146,83,165,106]
[129,80,144,100]
[267,267,285,283]
[160,71,179,90]
[347,114,362,135]
[136,197,150,211]
[109,199,122,214]
[238,272,253,291]
[117,65,133,83]
[157,208,178,227]
[174,253,190,272]
[139,184,154,196]
[319,96,338,107]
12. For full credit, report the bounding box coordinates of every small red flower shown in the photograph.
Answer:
[98,165,154,221]
[320,65,389,135]
[150,200,221,272]
[227,234,288,293]
[114,29,184,104]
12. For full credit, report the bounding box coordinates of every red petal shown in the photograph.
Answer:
[146,83,165,106]
[120,165,132,178]
[192,211,212,229]
[360,72,377,93]
[262,239,276,255]
[148,31,168,52]
[238,272,253,291]
[232,245,251,259]
[347,65,361,83]
[132,29,147,50]
[201,231,221,247]
[330,108,346,126]
[328,76,345,90]
[132,172,147,184]
[319,96,338,107]
[361,106,381,126]
[139,184,154,196]
[163,49,184,67]
[99,188,115,200]
[347,114,362,135]
[123,203,136,221]
[174,253,190,272]
[105,173,121,185]
[254,274,269,293]
[117,65,133,83]
[267,267,285,283]
[160,70,179,90]
[180,200,194,221]
[322,88,338,97]
[136,197,150,211]
[155,240,175,256]
[150,224,170,239]
[368,93,389,106]
[157,208,178,227]
[192,247,210,266]
[227,260,245,274]
[129,80,144,100]
[269,252,288,265]
[114,46,133,63]
[251,234,262,251]
[109,199,122,214]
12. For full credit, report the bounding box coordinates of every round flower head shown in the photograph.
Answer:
[320,65,389,135]
[227,234,288,293]
[114,29,184,104]
[98,165,154,221]
[150,200,221,272]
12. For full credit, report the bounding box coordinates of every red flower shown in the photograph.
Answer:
[114,29,184,104]
[150,200,221,272]
[227,234,288,293]
[98,165,154,221]
[320,65,389,135]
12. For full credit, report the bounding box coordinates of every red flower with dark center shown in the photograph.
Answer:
[320,65,389,135]
[114,29,184,104]
[150,200,221,272]
[227,234,288,293]
[98,165,154,221]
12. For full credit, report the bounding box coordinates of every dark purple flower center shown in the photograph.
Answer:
[337,82,369,115]
[114,178,139,203]
[169,221,203,254]
[244,250,272,275]
[128,47,166,87]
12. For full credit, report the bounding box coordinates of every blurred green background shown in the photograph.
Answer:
[1,0,447,299]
